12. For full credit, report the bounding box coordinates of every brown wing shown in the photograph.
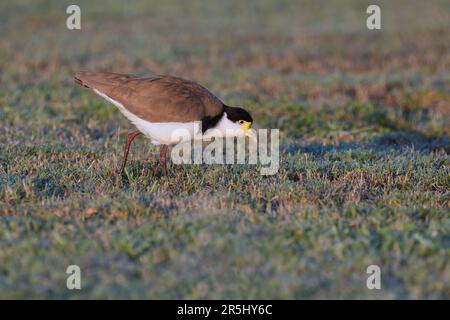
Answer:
[74,72,224,122]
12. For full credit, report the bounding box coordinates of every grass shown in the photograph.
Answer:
[0,0,449,299]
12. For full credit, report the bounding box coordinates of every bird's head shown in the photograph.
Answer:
[223,105,255,139]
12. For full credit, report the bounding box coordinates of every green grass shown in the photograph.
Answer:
[0,0,449,299]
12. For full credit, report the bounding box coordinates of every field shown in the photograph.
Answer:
[0,0,449,299]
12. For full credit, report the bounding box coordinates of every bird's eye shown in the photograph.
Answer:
[238,120,244,125]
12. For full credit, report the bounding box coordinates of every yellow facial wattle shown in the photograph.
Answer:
[240,121,252,133]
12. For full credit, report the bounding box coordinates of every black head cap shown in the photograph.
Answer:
[223,105,253,123]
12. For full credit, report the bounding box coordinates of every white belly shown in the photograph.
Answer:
[94,89,199,145]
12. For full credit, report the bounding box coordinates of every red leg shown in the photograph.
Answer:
[119,130,142,174]
[160,144,168,176]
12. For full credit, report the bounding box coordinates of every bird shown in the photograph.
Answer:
[74,71,255,175]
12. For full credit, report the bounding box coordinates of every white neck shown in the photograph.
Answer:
[203,112,243,139]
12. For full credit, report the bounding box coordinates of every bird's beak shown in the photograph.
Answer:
[240,121,256,141]
[246,128,257,142]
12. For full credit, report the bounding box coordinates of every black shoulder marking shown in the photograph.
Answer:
[201,110,224,133]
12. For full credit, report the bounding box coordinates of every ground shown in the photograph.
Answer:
[0,0,449,299]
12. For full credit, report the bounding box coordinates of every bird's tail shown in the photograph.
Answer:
[74,71,133,90]
[74,71,92,88]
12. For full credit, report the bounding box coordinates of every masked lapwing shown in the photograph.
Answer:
[74,72,254,175]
